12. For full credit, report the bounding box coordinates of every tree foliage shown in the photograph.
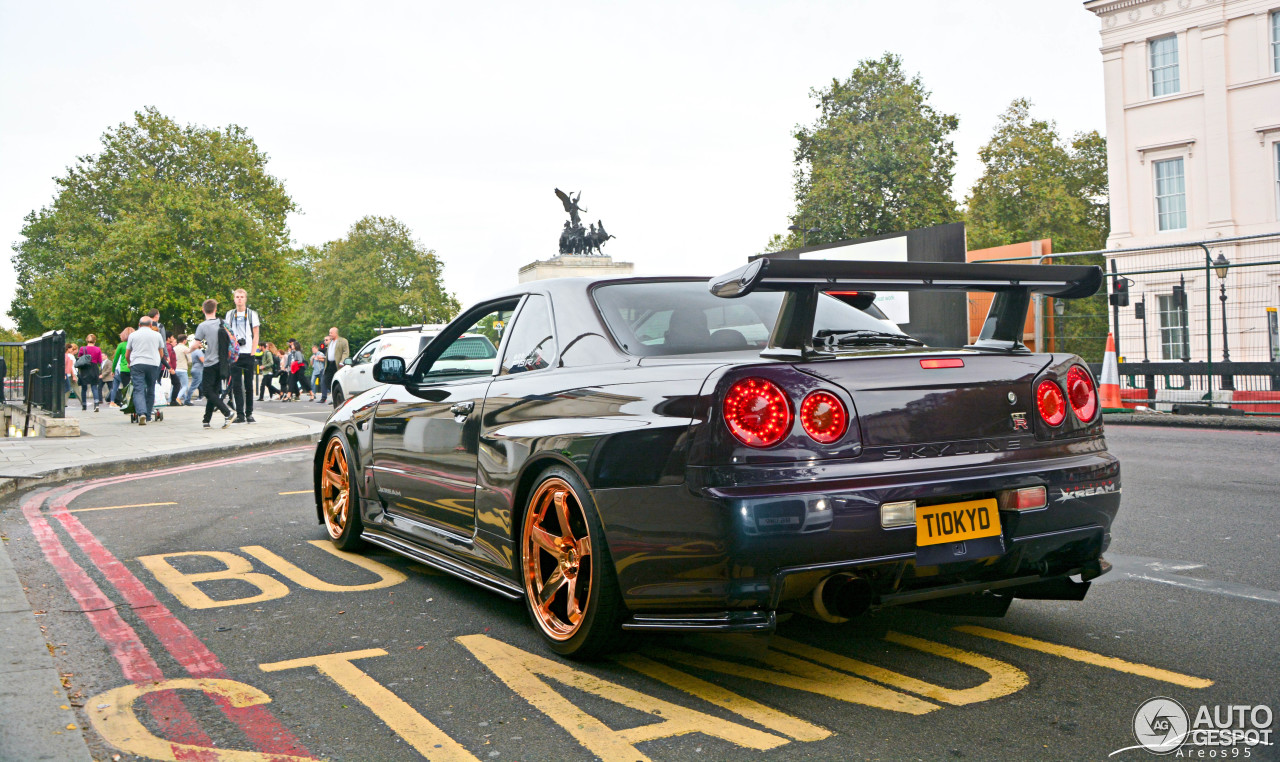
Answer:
[289,216,460,349]
[965,99,1111,361]
[779,54,960,249]
[9,107,297,340]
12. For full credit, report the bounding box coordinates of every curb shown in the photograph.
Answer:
[0,431,320,498]
[1103,412,1280,432]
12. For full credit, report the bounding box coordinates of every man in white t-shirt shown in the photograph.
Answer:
[125,316,165,425]
[224,288,260,423]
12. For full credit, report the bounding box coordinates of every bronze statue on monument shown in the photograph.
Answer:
[555,188,615,256]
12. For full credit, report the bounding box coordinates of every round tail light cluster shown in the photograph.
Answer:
[800,391,848,444]
[723,378,793,448]
[1036,379,1066,426]
[1066,366,1098,422]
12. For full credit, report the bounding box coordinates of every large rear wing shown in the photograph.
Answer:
[708,257,1103,357]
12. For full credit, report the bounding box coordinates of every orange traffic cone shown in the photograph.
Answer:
[1099,332,1124,411]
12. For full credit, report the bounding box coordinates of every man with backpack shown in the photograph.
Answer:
[193,298,234,429]
[224,288,260,424]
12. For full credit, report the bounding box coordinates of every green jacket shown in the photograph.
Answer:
[113,341,129,374]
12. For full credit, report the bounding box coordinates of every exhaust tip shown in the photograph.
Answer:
[815,573,875,621]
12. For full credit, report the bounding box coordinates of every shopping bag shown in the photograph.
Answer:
[156,374,172,407]
[120,383,135,415]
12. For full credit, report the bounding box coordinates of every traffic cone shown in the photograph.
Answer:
[1099,332,1125,412]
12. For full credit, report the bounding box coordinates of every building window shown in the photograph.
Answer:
[1272,10,1279,74]
[1158,292,1189,360]
[1154,158,1187,231]
[1275,142,1280,220]
[1150,35,1180,97]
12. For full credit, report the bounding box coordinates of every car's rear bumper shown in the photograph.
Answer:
[594,448,1120,616]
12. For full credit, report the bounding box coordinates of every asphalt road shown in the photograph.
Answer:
[2,425,1277,761]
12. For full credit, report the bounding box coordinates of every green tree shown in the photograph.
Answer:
[293,216,460,349]
[965,99,1111,360]
[776,54,960,249]
[9,107,297,340]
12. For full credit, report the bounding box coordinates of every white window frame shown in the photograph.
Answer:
[1272,10,1280,75]
[1157,292,1189,360]
[1153,157,1188,232]
[1275,140,1280,221]
[1149,34,1180,97]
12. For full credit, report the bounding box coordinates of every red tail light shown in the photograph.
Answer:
[724,378,793,448]
[920,358,964,369]
[799,391,848,444]
[1036,380,1066,426]
[1066,366,1098,422]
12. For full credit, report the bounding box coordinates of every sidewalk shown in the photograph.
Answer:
[1,399,324,496]
[0,399,323,761]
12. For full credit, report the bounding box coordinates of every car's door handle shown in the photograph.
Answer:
[450,401,474,416]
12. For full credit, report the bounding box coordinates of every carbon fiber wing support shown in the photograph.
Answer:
[707,257,1104,358]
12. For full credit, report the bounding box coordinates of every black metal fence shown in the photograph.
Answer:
[14,330,66,419]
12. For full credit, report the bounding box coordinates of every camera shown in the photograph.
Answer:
[237,338,246,346]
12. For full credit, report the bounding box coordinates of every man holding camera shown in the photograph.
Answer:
[224,288,260,423]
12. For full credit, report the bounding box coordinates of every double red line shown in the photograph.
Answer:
[23,448,315,760]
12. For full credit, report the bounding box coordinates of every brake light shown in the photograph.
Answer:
[799,390,848,444]
[1066,366,1098,422]
[920,358,964,369]
[1036,380,1066,426]
[724,378,792,448]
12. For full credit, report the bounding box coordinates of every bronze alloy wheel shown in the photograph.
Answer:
[320,437,351,540]
[522,477,594,641]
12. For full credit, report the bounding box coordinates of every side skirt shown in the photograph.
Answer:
[362,528,523,600]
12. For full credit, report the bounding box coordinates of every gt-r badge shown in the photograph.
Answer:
[1010,412,1029,430]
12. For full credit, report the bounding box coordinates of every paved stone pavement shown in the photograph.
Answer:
[1,398,324,496]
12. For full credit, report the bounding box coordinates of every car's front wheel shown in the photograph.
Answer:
[331,384,345,409]
[320,434,363,551]
[519,466,628,659]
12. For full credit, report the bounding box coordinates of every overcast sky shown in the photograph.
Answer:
[0,1,1106,328]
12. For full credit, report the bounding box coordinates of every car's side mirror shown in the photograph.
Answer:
[342,357,354,367]
[372,356,407,385]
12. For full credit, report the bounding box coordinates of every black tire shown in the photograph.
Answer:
[518,466,631,659]
[319,434,364,551]
[331,384,345,409]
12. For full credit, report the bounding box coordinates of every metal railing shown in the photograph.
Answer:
[19,330,66,419]
[985,231,1280,412]
[0,341,23,408]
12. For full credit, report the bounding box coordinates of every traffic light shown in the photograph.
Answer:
[1109,277,1130,307]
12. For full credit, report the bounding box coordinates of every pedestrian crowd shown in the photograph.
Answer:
[60,288,350,429]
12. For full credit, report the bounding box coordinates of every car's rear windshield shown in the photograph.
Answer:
[593,280,914,357]
[439,335,497,360]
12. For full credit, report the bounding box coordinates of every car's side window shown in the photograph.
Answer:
[353,339,379,365]
[421,305,511,382]
[500,295,556,375]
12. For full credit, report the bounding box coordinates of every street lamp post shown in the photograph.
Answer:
[1212,252,1233,391]
[787,224,821,248]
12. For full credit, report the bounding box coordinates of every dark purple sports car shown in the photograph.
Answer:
[313,256,1119,658]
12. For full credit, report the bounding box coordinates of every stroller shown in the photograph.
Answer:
[118,379,164,424]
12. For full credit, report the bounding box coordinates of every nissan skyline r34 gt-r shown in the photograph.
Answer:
[312,256,1120,658]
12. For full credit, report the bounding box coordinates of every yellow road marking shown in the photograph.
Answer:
[242,541,407,592]
[261,649,478,761]
[70,501,177,513]
[613,652,831,741]
[955,625,1214,688]
[138,551,290,609]
[87,678,313,761]
[769,631,1028,705]
[278,490,310,495]
[644,641,937,715]
[458,634,787,761]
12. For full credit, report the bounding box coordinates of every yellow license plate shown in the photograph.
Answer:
[916,499,1001,547]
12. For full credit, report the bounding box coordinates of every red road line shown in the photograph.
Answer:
[21,488,220,760]
[46,446,314,759]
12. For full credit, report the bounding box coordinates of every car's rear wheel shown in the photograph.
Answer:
[520,467,628,658]
[320,435,363,550]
